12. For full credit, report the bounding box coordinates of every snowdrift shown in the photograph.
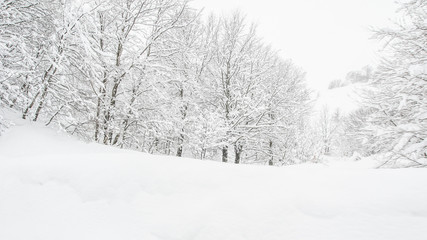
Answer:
[1,117,427,240]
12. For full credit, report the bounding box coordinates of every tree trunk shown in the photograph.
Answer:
[268,140,274,166]
[95,13,107,142]
[94,96,102,142]
[222,145,228,162]
[176,86,187,157]
[176,144,183,157]
[200,148,206,160]
[102,113,110,145]
[32,84,49,121]
[234,143,243,164]
[22,91,40,119]
[25,63,57,121]
[166,140,171,155]
[176,128,185,157]
[102,104,111,145]
[94,72,107,142]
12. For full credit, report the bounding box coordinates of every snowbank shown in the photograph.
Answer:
[1,115,427,240]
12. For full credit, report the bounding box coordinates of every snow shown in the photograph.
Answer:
[408,64,427,77]
[314,83,363,116]
[1,112,427,240]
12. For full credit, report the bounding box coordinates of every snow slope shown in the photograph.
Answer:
[1,116,427,240]
[315,83,364,115]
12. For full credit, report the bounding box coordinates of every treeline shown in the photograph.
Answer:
[3,0,424,167]
[0,0,312,165]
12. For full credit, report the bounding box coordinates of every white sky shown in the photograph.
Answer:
[190,0,399,91]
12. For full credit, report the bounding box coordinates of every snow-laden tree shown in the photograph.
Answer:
[243,60,310,165]
[205,12,288,163]
[365,0,427,167]
[345,65,373,84]
[0,1,313,166]
[315,106,342,156]
[19,1,95,124]
[0,0,96,129]
[154,10,211,157]
[204,12,257,162]
[183,15,223,159]
[66,0,193,148]
[339,108,374,157]
[177,12,312,164]
[0,0,53,111]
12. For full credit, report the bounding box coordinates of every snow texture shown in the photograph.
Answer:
[1,114,427,240]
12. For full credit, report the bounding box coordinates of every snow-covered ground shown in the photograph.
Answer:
[1,112,427,240]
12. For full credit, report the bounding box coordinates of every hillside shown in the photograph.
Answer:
[314,83,365,116]
[1,113,427,240]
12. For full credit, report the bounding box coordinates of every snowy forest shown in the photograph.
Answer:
[0,0,426,167]
[1,1,427,239]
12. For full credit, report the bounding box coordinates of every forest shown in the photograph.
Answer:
[1,0,426,167]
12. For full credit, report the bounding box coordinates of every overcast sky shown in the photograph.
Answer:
[190,0,399,91]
